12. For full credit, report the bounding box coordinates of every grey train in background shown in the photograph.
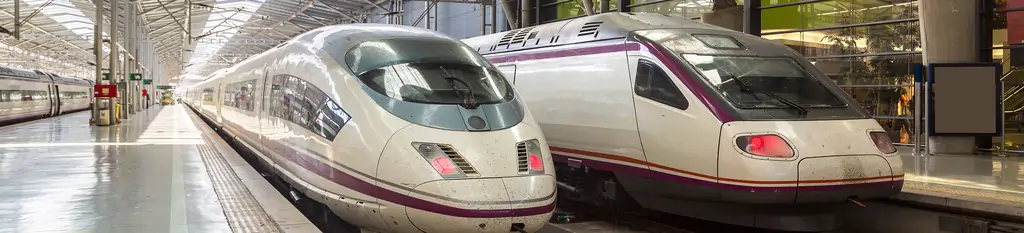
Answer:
[0,66,92,124]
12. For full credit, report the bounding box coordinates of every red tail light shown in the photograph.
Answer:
[413,142,468,178]
[518,139,545,174]
[735,134,794,158]
[431,157,458,175]
[528,153,543,170]
[869,131,897,154]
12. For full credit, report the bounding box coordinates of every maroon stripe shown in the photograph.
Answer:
[636,41,735,123]
[486,43,637,64]
[551,154,899,193]
[250,133,555,218]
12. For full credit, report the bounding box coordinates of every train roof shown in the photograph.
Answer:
[51,75,93,85]
[193,24,463,88]
[462,12,781,56]
[0,66,52,80]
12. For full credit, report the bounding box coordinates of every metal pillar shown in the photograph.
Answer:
[14,0,20,40]
[481,1,487,34]
[490,2,497,33]
[520,0,530,28]
[599,0,609,13]
[742,0,760,36]
[92,0,103,124]
[129,1,137,114]
[110,0,121,121]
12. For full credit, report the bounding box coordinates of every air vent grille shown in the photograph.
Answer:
[438,144,479,176]
[578,21,603,37]
[496,27,535,49]
[516,142,529,173]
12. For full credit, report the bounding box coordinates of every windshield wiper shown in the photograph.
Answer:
[732,77,808,116]
[439,66,479,109]
[443,77,479,109]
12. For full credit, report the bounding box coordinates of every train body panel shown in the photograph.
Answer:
[507,39,649,167]
[186,24,555,233]
[463,12,903,231]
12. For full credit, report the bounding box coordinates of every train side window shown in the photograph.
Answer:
[635,59,689,110]
[310,100,351,140]
[270,75,288,118]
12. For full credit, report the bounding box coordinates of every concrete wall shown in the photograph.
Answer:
[370,0,509,38]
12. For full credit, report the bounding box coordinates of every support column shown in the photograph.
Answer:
[919,0,980,154]
[742,0,760,36]
[501,0,518,29]
[92,0,103,124]
[110,0,120,122]
[14,0,20,40]
[520,0,530,27]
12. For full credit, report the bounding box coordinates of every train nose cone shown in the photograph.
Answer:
[406,175,556,233]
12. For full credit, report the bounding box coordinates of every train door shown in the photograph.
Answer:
[628,56,721,199]
[497,65,517,83]
[216,84,224,123]
[45,85,55,116]
[53,85,63,116]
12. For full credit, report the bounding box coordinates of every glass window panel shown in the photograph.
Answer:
[810,54,920,85]
[630,0,712,18]
[840,86,914,119]
[762,20,920,57]
[761,0,918,33]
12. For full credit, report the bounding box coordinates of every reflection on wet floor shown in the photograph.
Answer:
[901,151,1024,194]
[0,106,232,233]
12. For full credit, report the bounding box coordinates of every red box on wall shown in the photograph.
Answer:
[94,85,118,98]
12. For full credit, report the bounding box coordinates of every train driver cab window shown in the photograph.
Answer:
[634,59,688,110]
[344,37,514,109]
[681,54,845,109]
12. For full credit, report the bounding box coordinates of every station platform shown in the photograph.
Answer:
[0,105,320,233]
[894,150,1024,221]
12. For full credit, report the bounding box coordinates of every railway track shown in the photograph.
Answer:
[549,199,794,233]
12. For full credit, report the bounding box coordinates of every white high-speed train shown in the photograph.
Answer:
[184,24,555,233]
[463,12,904,231]
[0,66,92,124]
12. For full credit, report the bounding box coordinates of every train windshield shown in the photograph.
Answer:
[681,54,846,109]
[346,38,513,107]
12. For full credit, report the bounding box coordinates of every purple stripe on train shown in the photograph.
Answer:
[231,132,555,218]
[551,154,901,193]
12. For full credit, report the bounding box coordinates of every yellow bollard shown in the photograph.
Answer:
[116,103,121,120]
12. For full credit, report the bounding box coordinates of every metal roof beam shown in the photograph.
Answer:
[153,0,188,32]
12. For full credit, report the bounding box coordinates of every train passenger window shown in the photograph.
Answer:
[302,85,328,115]
[270,75,288,117]
[310,100,351,141]
[269,74,344,140]
[634,59,688,110]
[9,91,22,102]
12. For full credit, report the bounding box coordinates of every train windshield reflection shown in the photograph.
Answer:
[681,54,847,109]
[346,38,514,106]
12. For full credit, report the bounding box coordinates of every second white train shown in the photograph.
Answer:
[464,12,903,232]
